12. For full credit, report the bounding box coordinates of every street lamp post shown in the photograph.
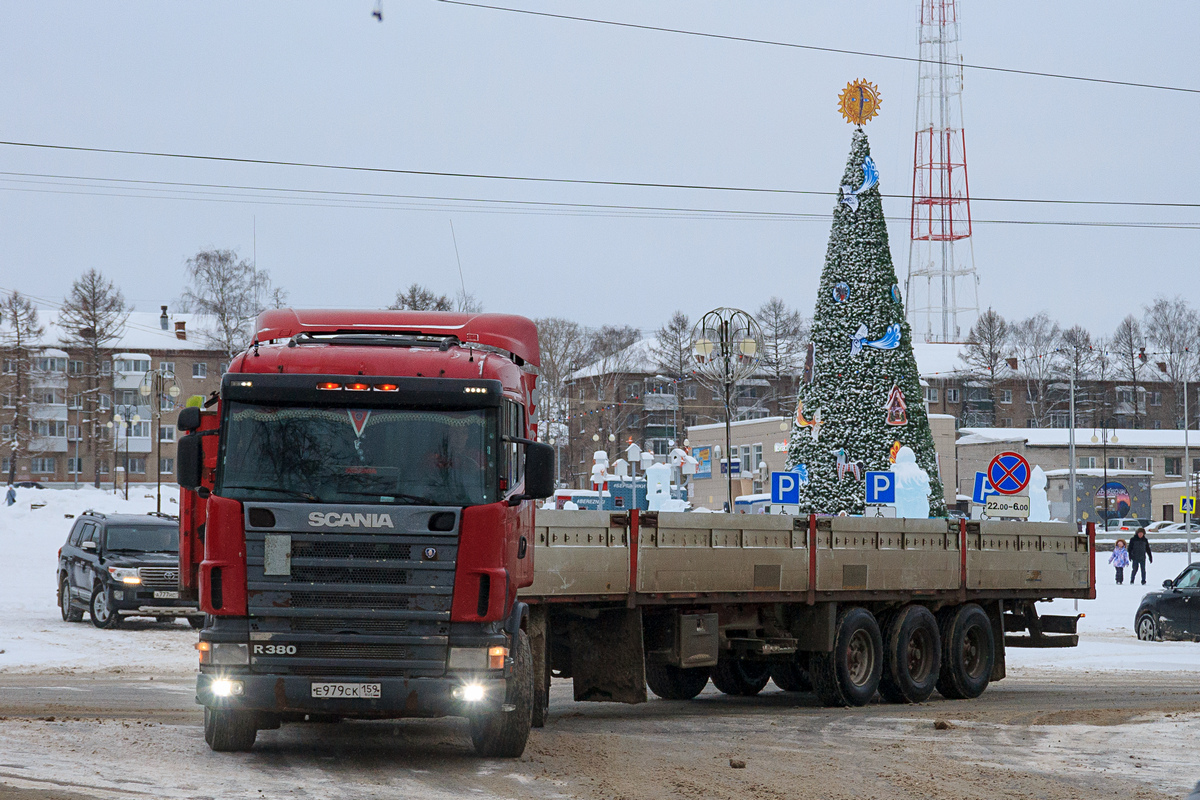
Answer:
[691,308,761,514]
[1091,416,1118,527]
[108,403,139,501]
[139,368,181,514]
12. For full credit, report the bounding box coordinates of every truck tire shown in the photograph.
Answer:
[645,661,710,700]
[59,577,83,622]
[204,706,258,752]
[710,657,770,696]
[936,604,994,700]
[531,632,551,729]
[769,652,811,693]
[810,607,883,708]
[470,629,533,758]
[89,586,118,629]
[879,605,941,704]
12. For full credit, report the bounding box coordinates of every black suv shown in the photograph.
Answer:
[57,511,203,629]
[1135,562,1200,642]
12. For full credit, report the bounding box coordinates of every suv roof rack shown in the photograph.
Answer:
[146,511,179,521]
[81,509,107,519]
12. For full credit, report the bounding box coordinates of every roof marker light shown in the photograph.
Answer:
[317,382,342,390]
[346,383,370,391]
[464,387,488,394]
[374,383,399,392]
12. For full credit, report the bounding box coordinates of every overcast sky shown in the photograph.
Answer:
[1,1,1196,339]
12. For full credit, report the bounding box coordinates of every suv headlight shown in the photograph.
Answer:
[107,567,141,585]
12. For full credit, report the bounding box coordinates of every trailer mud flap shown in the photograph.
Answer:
[568,608,647,704]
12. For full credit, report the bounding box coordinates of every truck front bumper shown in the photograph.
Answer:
[196,672,508,719]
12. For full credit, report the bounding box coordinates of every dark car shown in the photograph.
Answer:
[1134,562,1200,642]
[57,510,203,629]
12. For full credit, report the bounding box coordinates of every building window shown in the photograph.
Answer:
[67,457,84,474]
[99,394,112,410]
[67,394,82,410]
[925,387,939,403]
[1166,457,1183,477]
[683,383,697,400]
[159,362,175,377]
[1026,419,1039,428]
[1001,389,1013,404]
[159,394,176,412]
[101,361,112,375]
[192,362,208,379]
[624,382,640,400]
[95,425,110,441]
[97,461,109,475]
[946,388,960,404]
[1130,456,1152,472]
[67,425,80,441]
[1077,456,1096,469]
[31,457,56,474]
[126,457,147,474]
[740,445,751,476]
[1,359,15,374]
[998,418,1012,428]
[1,393,12,408]
[1,457,9,473]
[116,389,140,405]
[1026,386,1039,403]
[115,358,151,373]
[159,458,174,474]
[752,443,763,472]
[1152,420,1162,430]
[129,421,152,438]
[159,425,175,442]
[32,420,67,438]
[1149,391,1162,407]
[684,414,698,428]
[1108,456,1124,470]
[36,357,67,372]
[1049,411,1070,428]
[68,360,84,375]
[35,388,65,405]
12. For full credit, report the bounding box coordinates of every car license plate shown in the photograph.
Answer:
[311,682,381,699]
[153,590,179,599]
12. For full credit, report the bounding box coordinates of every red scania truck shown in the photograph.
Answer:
[175,309,554,756]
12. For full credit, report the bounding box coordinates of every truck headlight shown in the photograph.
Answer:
[108,567,141,585]
[448,647,488,671]
[197,642,249,666]
[211,679,244,697]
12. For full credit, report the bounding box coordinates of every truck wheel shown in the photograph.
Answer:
[59,577,83,622]
[89,586,119,629]
[936,604,994,700]
[645,661,710,700]
[204,706,258,752]
[1136,613,1158,642]
[710,657,770,696]
[879,605,941,704]
[810,607,883,707]
[188,616,206,630]
[769,652,812,693]
[470,629,533,758]
[531,634,551,728]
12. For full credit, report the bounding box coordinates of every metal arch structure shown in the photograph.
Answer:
[905,0,980,343]
[690,307,762,513]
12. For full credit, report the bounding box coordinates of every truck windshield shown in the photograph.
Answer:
[105,525,179,552]
[217,403,497,506]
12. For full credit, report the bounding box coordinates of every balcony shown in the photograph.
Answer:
[643,394,678,412]
[31,436,69,453]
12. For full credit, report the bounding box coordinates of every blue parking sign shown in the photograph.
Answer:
[972,471,998,505]
[865,471,895,504]
[771,471,802,505]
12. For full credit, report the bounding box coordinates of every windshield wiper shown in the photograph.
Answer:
[222,485,320,502]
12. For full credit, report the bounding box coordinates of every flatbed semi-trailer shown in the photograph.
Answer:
[520,510,1093,720]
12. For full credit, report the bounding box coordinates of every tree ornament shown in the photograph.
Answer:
[888,440,902,463]
[850,322,901,356]
[839,156,879,213]
[836,448,863,481]
[795,400,823,442]
[832,282,851,303]
[890,284,902,304]
[884,385,908,426]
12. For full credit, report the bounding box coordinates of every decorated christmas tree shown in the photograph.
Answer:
[787,110,947,516]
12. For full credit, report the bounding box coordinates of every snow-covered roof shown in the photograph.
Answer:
[1043,468,1153,478]
[959,427,1198,449]
[4,309,224,354]
[911,342,974,379]
[568,339,658,380]
[686,416,789,433]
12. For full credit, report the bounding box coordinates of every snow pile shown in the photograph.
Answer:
[1007,551,1200,673]
[0,486,198,675]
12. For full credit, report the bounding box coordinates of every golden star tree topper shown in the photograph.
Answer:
[838,79,882,125]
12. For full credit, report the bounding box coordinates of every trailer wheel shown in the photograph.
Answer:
[710,657,771,696]
[879,605,941,704]
[936,604,994,700]
[204,706,258,752]
[470,629,533,758]
[810,607,883,707]
[769,652,812,692]
[645,661,710,700]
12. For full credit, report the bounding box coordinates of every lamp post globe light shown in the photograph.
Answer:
[690,308,762,513]
[139,368,182,514]
[108,404,140,500]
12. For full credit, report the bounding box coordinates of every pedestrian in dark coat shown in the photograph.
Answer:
[1127,528,1153,585]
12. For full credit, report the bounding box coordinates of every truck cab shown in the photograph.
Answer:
[175,310,553,756]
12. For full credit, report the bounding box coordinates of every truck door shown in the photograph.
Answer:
[1159,566,1199,638]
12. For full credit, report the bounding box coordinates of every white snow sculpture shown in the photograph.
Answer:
[645,462,672,511]
[611,458,629,478]
[889,446,931,519]
[1028,465,1050,522]
[562,500,579,511]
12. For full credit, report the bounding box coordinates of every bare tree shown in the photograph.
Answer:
[755,297,806,380]
[58,269,129,486]
[1111,315,1147,427]
[650,311,692,381]
[533,317,588,444]
[390,284,452,312]
[1,292,45,484]
[585,325,639,363]
[180,249,273,358]
[1011,313,1061,427]
[1143,295,1200,426]
[1055,325,1097,382]
[958,308,1010,425]
[454,290,483,313]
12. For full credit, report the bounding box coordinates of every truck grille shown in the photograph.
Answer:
[138,567,179,589]
[242,505,458,679]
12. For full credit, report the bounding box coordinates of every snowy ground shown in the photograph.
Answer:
[0,486,198,675]
[1,488,1196,676]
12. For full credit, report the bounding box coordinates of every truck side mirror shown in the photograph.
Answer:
[177,406,202,433]
[177,433,203,491]
[523,442,555,499]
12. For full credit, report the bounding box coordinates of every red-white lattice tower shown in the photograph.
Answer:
[905,0,979,343]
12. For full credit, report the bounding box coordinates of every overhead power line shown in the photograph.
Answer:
[437,0,1200,95]
[0,142,1196,210]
